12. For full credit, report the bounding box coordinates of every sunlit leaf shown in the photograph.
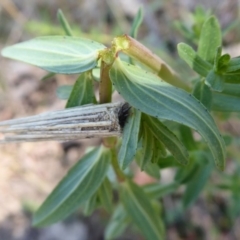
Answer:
[2,36,105,74]
[198,16,221,64]
[33,146,111,227]
[121,180,165,240]
[177,43,212,77]
[110,59,225,170]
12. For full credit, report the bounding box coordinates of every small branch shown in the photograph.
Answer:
[111,148,126,182]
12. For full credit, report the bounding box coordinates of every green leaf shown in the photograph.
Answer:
[121,180,165,240]
[136,142,160,179]
[57,9,73,36]
[158,156,181,168]
[41,72,56,81]
[143,182,179,199]
[221,83,240,97]
[192,79,212,110]
[216,53,230,73]
[56,85,73,100]
[205,70,224,92]
[198,16,221,64]
[137,124,154,170]
[97,177,113,212]
[177,43,212,77]
[151,136,167,163]
[66,72,96,108]
[129,7,143,39]
[143,115,189,165]
[174,160,199,184]
[182,152,213,209]
[226,57,240,72]
[2,36,105,74]
[179,125,196,151]
[104,204,129,240]
[212,92,240,112]
[82,192,98,216]
[33,146,111,227]
[110,59,226,170]
[118,108,141,170]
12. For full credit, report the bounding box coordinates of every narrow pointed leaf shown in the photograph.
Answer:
[205,70,224,92]
[130,7,143,39]
[82,192,99,216]
[137,124,154,170]
[118,108,141,170]
[2,36,105,74]
[33,146,111,227]
[198,16,221,64]
[143,182,179,199]
[57,9,73,36]
[136,142,160,179]
[105,204,130,240]
[216,53,230,73]
[41,72,56,81]
[177,43,212,77]
[182,152,213,209]
[151,136,167,163]
[179,125,196,151]
[192,80,212,110]
[56,85,73,100]
[143,115,189,165]
[121,180,165,240]
[110,59,225,170]
[226,57,240,72]
[97,177,113,212]
[221,83,240,97]
[66,72,96,108]
[212,92,240,112]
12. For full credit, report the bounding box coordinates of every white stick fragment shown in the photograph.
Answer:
[0,102,125,143]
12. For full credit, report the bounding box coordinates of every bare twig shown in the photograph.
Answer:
[0,102,125,143]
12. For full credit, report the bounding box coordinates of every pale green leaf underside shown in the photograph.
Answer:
[2,36,106,74]
[110,59,226,170]
[33,147,110,226]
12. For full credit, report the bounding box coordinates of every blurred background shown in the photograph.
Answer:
[0,0,240,239]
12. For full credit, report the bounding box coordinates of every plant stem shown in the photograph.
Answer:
[114,35,190,91]
[99,60,112,104]
[111,148,126,182]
